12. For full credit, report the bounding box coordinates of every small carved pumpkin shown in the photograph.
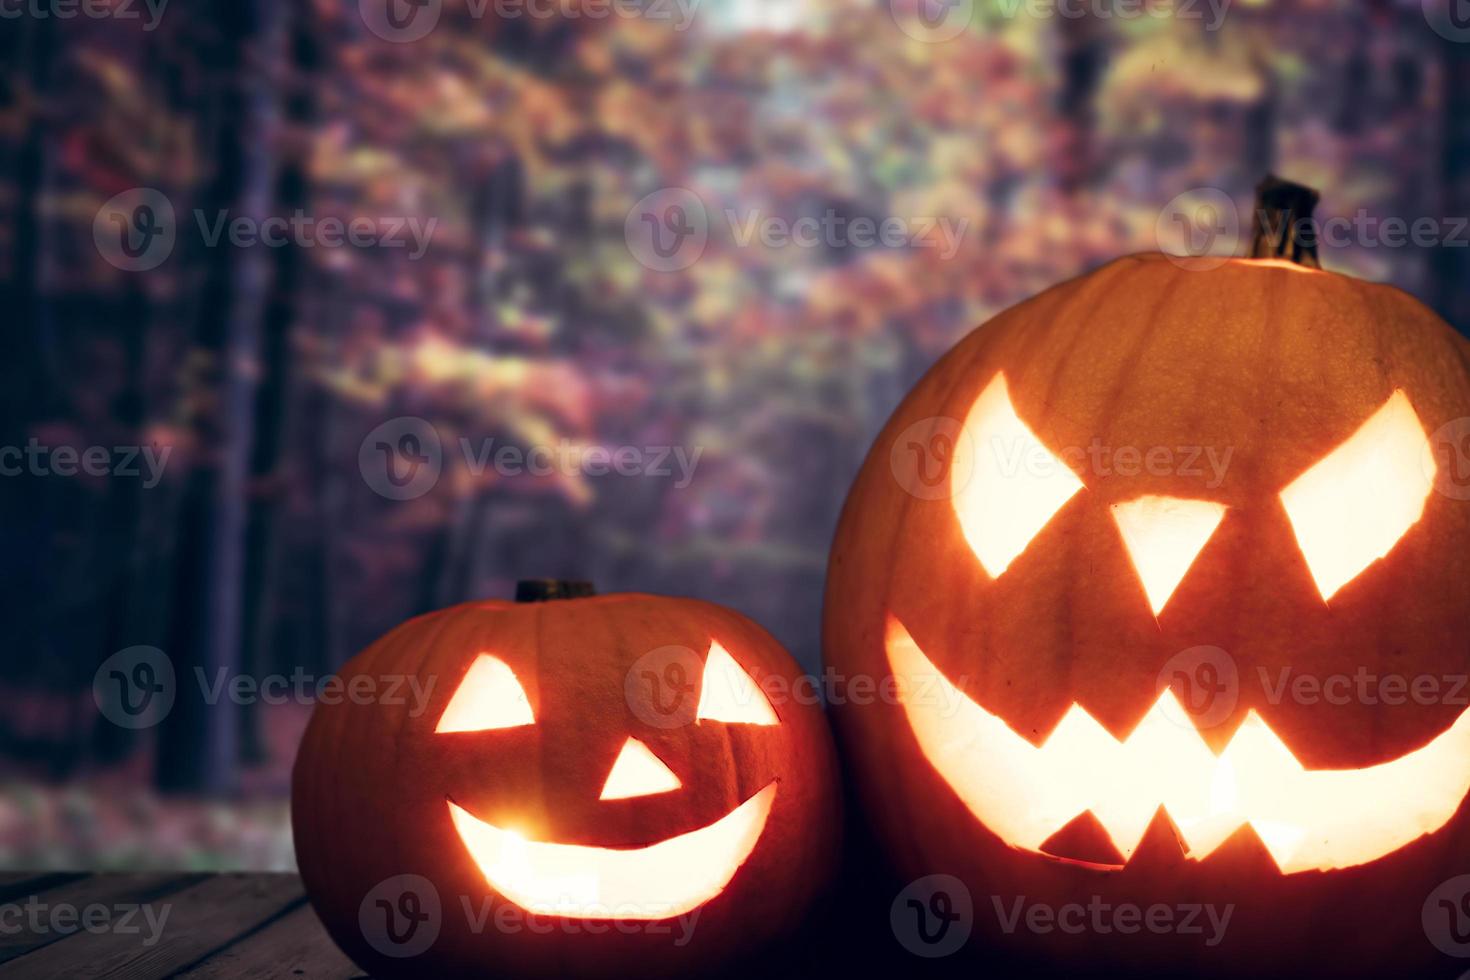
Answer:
[294,582,839,978]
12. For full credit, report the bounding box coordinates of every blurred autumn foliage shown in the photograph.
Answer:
[1,0,1467,866]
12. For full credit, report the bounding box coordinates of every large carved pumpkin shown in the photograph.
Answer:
[824,181,1470,976]
[294,582,839,978]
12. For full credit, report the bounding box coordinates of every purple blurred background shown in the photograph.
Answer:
[2,0,1468,869]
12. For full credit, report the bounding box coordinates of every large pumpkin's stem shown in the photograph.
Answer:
[1248,175,1322,268]
[515,579,596,602]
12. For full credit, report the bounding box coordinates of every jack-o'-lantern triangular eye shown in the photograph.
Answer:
[1279,390,1433,602]
[695,641,778,725]
[436,654,535,733]
[952,373,1084,578]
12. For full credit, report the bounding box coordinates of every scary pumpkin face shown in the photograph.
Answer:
[825,253,1470,977]
[294,589,839,979]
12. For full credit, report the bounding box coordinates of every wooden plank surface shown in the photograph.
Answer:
[174,902,362,979]
[1,873,308,980]
[0,872,203,965]
[0,873,86,906]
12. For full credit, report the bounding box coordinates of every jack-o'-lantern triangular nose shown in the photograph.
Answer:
[1110,496,1228,615]
[600,737,682,800]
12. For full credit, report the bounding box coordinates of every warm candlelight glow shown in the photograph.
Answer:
[1280,390,1433,601]
[886,616,1470,874]
[449,783,777,919]
[436,654,535,733]
[952,372,1084,579]
[599,738,683,801]
[1111,496,1228,615]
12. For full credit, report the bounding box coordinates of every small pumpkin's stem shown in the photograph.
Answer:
[515,579,596,602]
[1248,175,1322,268]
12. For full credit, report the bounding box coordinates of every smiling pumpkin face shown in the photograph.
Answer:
[825,254,1470,977]
[294,590,839,979]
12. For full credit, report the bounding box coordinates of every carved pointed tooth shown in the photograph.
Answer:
[1194,821,1283,875]
[1039,811,1127,868]
[1123,807,1188,872]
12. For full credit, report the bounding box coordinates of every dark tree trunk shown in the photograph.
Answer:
[0,17,66,773]
[1435,35,1470,335]
[1054,13,1105,195]
[1336,19,1371,136]
[157,0,282,794]
[0,16,58,431]
[91,280,155,767]
[238,0,321,766]
[0,17,57,673]
[422,152,527,612]
[468,146,524,334]
[302,267,352,675]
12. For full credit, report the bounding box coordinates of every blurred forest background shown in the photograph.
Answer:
[2,0,1469,869]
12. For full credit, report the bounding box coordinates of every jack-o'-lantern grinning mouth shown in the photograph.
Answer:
[447,782,777,920]
[885,616,1470,874]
